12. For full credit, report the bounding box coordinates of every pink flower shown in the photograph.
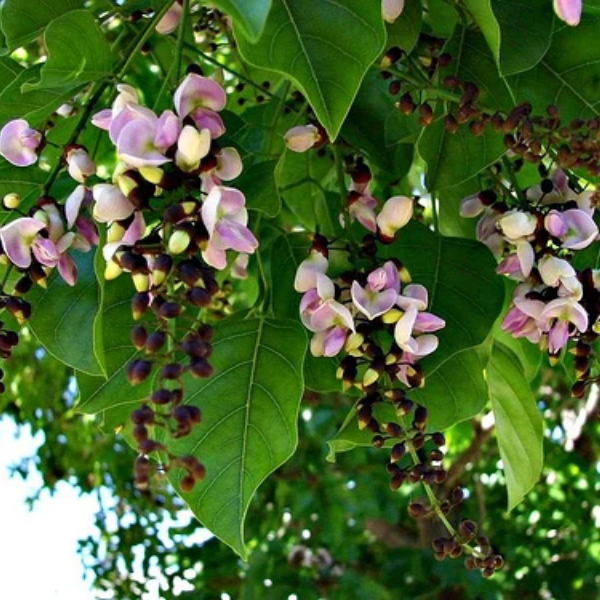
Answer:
[284,125,320,153]
[0,217,46,268]
[554,0,582,26]
[348,190,378,232]
[66,147,96,183]
[92,183,136,222]
[231,253,249,279]
[175,125,211,172]
[351,262,399,320]
[545,208,599,250]
[201,186,258,269]
[459,194,486,218]
[377,195,413,241]
[174,73,226,138]
[382,0,405,23]
[156,2,183,34]
[294,251,329,292]
[91,84,139,131]
[541,297,588,353]
[0,119,42,167]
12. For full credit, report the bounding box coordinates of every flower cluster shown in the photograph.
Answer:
[295,186,445,391]
[461,169,600,358]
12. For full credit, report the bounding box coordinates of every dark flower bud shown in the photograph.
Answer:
[131,325,148,350]
[179,474,196,493]
[385,422,403,437]
[444,114,458,133]
[431,432,446,446]
[189,357,214,378]
[398,93,415,115]
[407,501,428,518]
[14,276,32,295]
[419,103,434,126]
[389,471,407,491]
[131,404,154,425]
[391,442,406,462]
[158,301,182,319]
[132,292,150,320]
[413,405,428,430]
[396,399,414,416]
[152,254,173,287]
[127,359,153,385]
[187,287,212,307]
[160,362,184,380]
[146,330,167,354]
[450,486,464,504]
[150,388,172,405]
[411,432,425,450]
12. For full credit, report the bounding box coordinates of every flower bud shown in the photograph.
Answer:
[284,124,320,153]
[553,0,581,26]
[382,0,405,23]
[66,147,96,183]
[3,193,20,210]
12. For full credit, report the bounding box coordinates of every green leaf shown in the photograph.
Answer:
[0,0,83,51]
[509,16,600,122]
[488,342,544,511]
[276,150,339,236]
[0,56,22,91]
[211,0,272,42]
[418,28,512,190]
[380,221,505,374]
[426,0,458,37]
[0,162,46,214]
[465,0,553,76]
[236,160,281,217]
[342,70,415,184]
[28,250,104,376]
[166,317,307,558]
[386,0,422,55]
[235,0,386,140]
[490,0,553,76]
[0,64,75,126]
[327,346,488,460]
[77,274,152,429]
[23,10,113,92]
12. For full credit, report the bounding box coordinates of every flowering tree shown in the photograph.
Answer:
[1,0,600,594]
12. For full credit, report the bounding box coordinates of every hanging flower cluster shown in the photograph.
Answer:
[295,185,445,390]
[461,169,599,357]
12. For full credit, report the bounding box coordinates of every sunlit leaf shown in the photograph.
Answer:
[488,342,544,511]
[235,0,386,140]
[166,317,306,558]
[211,0,272,41]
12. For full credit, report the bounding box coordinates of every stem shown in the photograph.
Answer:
[173,0,190,83]
[501,156,526,204]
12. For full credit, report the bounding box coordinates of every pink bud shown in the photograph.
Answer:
[284,125,320,153]
[382,0,405,23]
[554,0,582,26]
[66,147,96,183]
[377,195,413,240]
[156,2,183,35]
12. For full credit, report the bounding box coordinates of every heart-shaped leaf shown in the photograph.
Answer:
[235,0,386,140]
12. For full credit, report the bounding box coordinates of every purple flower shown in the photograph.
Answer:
[66,147,96,183]
[156,1,183,34]
[294,251,329,292]
[545,208,599,250]
[92,183,136,222]
[351,262,399,320]
[0,217,46,268]
[0,119,42,167]
[554,0,582,26]
[348,190,378,232]
[201,186,258,269]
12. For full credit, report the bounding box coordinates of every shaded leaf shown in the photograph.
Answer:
[327,346,489,460]
[235,0,386,140]
[0,64,75,125]
[386,0,422,55]
[488,342,544,511]
[211,0,272,42]
[0,163,46,217]
[509,16,600,122]
[28,250,104,376]
[236,160,281,217]
[23,10,113,92]
[166,317,306,558]
[0,0,83,51]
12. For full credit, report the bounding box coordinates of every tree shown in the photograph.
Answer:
[1,0,599,597]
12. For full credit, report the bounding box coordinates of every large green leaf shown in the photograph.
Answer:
[0,64,75,125]
[342,70,415,184]
[327,346,489,460]
[236,160,281,217]
[380,221,505,374]
[0,0,83,51]
[166,317,306,558]
[23,10,113,92]
[386,0,422,56]
[417,28,511,190]
[465,0,553,76]
[509,16,600,122]
[211,0,272,41]
[235,0,386,140]
[488,342,544,511]
[28,250,104,376]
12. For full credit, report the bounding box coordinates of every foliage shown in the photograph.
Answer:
[1,0,600,597]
